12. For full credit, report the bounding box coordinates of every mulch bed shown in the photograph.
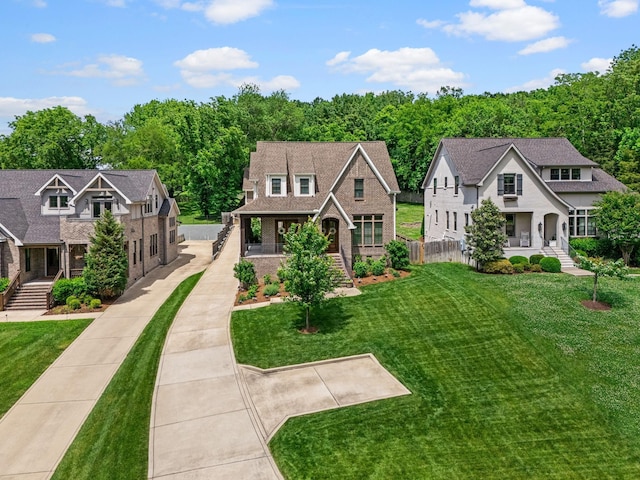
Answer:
[45,298,115,315]
[235,283,289,306]
[353,269,411,287]
[581,300,611,311]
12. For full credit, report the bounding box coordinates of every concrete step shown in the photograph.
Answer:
[4,282,52,310]
[328,254,354,288]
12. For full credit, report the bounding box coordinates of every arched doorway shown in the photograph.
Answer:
[543,213,559,246]
[322,218,339,253]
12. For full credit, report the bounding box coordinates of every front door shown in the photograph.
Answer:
[322,219,339,253]
[46,247,60,277]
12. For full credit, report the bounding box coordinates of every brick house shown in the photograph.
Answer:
[0,170,180,286]
[233,141,400,278]
[421,138,627,255]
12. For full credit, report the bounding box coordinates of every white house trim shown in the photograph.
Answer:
[70,172,132,206]
[329,143,398,194]
[0,223,23,246]
[313,192,356,229]
[34,173,77,197]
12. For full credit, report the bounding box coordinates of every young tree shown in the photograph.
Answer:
[577,256,628,302]
[465,198,507,270]
[281,220,340,332]
[83,210,128,299]
[593,191,640,265]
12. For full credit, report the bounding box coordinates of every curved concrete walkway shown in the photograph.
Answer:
[0,241,213,480]
[149,227,282,479]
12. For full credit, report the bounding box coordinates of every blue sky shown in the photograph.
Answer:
[1,0,638,132]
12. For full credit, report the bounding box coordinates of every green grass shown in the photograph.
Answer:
[396,202,423,240]
[52,271,203,480]
[232,265,640,478]
[177,213,220,224]
[0,320,92,417]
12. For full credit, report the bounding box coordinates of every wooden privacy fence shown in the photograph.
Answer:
[396,236,463,264]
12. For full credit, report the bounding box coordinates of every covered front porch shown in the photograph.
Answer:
[502,211,567,251]
[21,244,64,283]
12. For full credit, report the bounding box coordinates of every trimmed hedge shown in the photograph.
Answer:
[353,261,369,278]
[539,257,562,273]
[529,254,544,265]
[0,278,9,293]
[483,259,514,274]
[508,255,529,265]
[53,278,88,304]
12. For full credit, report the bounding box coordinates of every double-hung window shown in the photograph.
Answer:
[354,179,364,199]
[498,173,522,196]
[352,215,383,247]
[454,176,459,195]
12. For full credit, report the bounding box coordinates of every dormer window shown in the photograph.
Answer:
[267,175,286,197]
[294,175,314,196]
[550,168,581,180]
[50,195,68,208]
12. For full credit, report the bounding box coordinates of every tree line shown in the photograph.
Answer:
[1,46,639,216]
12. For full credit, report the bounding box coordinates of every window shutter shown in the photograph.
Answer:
[517,174,523,195]
[497,174,504,196]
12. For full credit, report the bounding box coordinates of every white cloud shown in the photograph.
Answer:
[518,36,571,55]
[442,1,560,42]
[174,47,299,92]
[31,0,47,7]
[416,18,445,29]
[581,57,613,72]
[327,47,467,93]
[174,47,258,72]
[154,0,273,24]
[0,96,93,120]
[31,33,56,43]
[103,0,127,6]
[505,68,565,92]
[56,54,145,86]
[598,0,638,17]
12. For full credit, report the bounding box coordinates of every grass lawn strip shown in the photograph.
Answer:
[52,271,203,480]
[232,264,640,478]
[0,320,92,418]
[395,202,423,240]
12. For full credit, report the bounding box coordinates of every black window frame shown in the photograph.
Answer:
[354,178,364,199]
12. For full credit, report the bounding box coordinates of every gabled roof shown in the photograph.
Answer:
[429,138,599,186]
[235,141,399,216]
[548,168,626,193]
[33,173,78,197]
[0,169,166,245]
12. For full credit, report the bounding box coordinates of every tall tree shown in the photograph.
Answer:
[0,107,104,169]
[281,220,340,332]
[593,191,640,265]
[465,198,507,269]
[83,210,128,298]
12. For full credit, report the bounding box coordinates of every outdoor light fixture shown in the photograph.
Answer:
[538,222,543,232]
[562,221,567,233]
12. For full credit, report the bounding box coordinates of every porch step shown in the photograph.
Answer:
[4,282,52,310]
[328,254,354,288]
[542,247,576,269]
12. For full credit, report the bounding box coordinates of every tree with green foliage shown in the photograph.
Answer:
[281,220,340,332]
[233,258,257,290]
[465,198,507,270]
[83,210,128,299]
[593,191,640,265]
[577,256,628,302]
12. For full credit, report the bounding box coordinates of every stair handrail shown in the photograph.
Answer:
[560,237,579,264]
[0,271,21,312]
[46,270,64,310]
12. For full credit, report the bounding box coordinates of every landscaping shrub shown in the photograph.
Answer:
[263,283,280,297]
[233,259,257,290]
[508,255,529,265]
[89,298,102,309]
[569,237,599,257]
[391,269,400,278]
[247,284,259,299]
[539,257,562,273]
[483,259,514,274]
[53,277,88,304]
[530,264,543,272]
[0,278,9,293]
[66,296,81,310]
[512,263,525,273]
[353,261,369,278]
[384,240,410,270]
[371,258,386,276]
[263,274,272,285]
[529,254,544,265]
[523,263,532,271]
[276,267,287,284]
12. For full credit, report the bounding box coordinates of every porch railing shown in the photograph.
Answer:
[212,224,232,260]
[561,237,579,260]
[46,270,63,310]
[244,243,285,256]
[0,272,21,312]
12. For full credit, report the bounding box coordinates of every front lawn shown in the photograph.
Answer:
[231,264,640,478]
[0,320,92,418]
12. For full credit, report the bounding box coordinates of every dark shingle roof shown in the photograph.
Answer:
[548,168,627,193]
[0,169,160,244]
[236,141,399,215]
[440,138,598,185]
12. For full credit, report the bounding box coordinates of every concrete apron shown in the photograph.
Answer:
[0,241,214,480]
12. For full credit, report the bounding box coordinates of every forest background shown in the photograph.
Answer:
[1,46,639,219]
